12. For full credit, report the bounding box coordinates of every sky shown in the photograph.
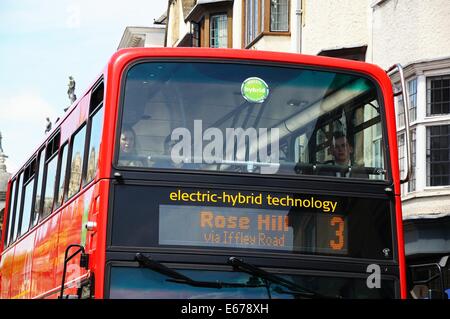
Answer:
[0,0,167,173]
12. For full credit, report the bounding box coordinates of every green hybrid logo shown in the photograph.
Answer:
[241,77,269,103]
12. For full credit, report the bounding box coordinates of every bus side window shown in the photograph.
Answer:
[67,125,87,199]
[85,106,104,184]
[41,132,60,220]
[4,178,17,246]
[41,155,58,219]
[11,172,24,243]
[32,149,45,227]
[19,158,37,237]
[55,143,68,207]
[84,80,104,184]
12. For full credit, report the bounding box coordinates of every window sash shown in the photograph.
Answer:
[210,14,228,48]
[245,0,259,45]
[426,125,450,186]
[427,75,450,116]
[408,129,416,192]
[270,0,289,32]
[408,78,417,122]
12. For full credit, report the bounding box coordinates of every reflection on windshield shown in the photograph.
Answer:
[118,62,386,180]
[109,267,395,299]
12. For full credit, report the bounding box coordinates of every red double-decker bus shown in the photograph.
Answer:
[0,48,411,299]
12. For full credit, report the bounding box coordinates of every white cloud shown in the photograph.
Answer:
[0,91,59,174]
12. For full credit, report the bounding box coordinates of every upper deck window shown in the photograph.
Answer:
[117,61,387,181]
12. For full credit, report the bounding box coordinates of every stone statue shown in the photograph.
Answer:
[45,117,52,134]
[0,131,7,172]
[0,131,3,153]
[67,76,77,104]
[0,151,6,170]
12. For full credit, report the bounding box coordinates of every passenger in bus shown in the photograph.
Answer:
[322,132,368,178]
[118,125,146,167]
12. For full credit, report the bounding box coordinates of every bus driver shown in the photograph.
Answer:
[327,132,367,179]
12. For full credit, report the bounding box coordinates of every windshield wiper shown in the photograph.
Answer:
[135,253,265,289]
[228,256,337,299]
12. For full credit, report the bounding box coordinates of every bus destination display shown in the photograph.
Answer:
[159,204,347,255]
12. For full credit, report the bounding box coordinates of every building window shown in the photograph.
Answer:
[270,0,288,31]
[245,0,259,46]
[427,75,450,116]
[397,87,405,128]
[408,129,416,192]
[192,22,200,47]
[427,125,450,186]
[408,78,417,122]
[210,14,228,48]
[398,133,405,190]
[244,0,290,47]
[396,79,417,126]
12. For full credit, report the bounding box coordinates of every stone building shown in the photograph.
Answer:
[161,0,450,267]
[0,132,12,236]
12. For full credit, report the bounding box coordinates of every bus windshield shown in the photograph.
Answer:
[117,61,387,180]
[108,266,396,299]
